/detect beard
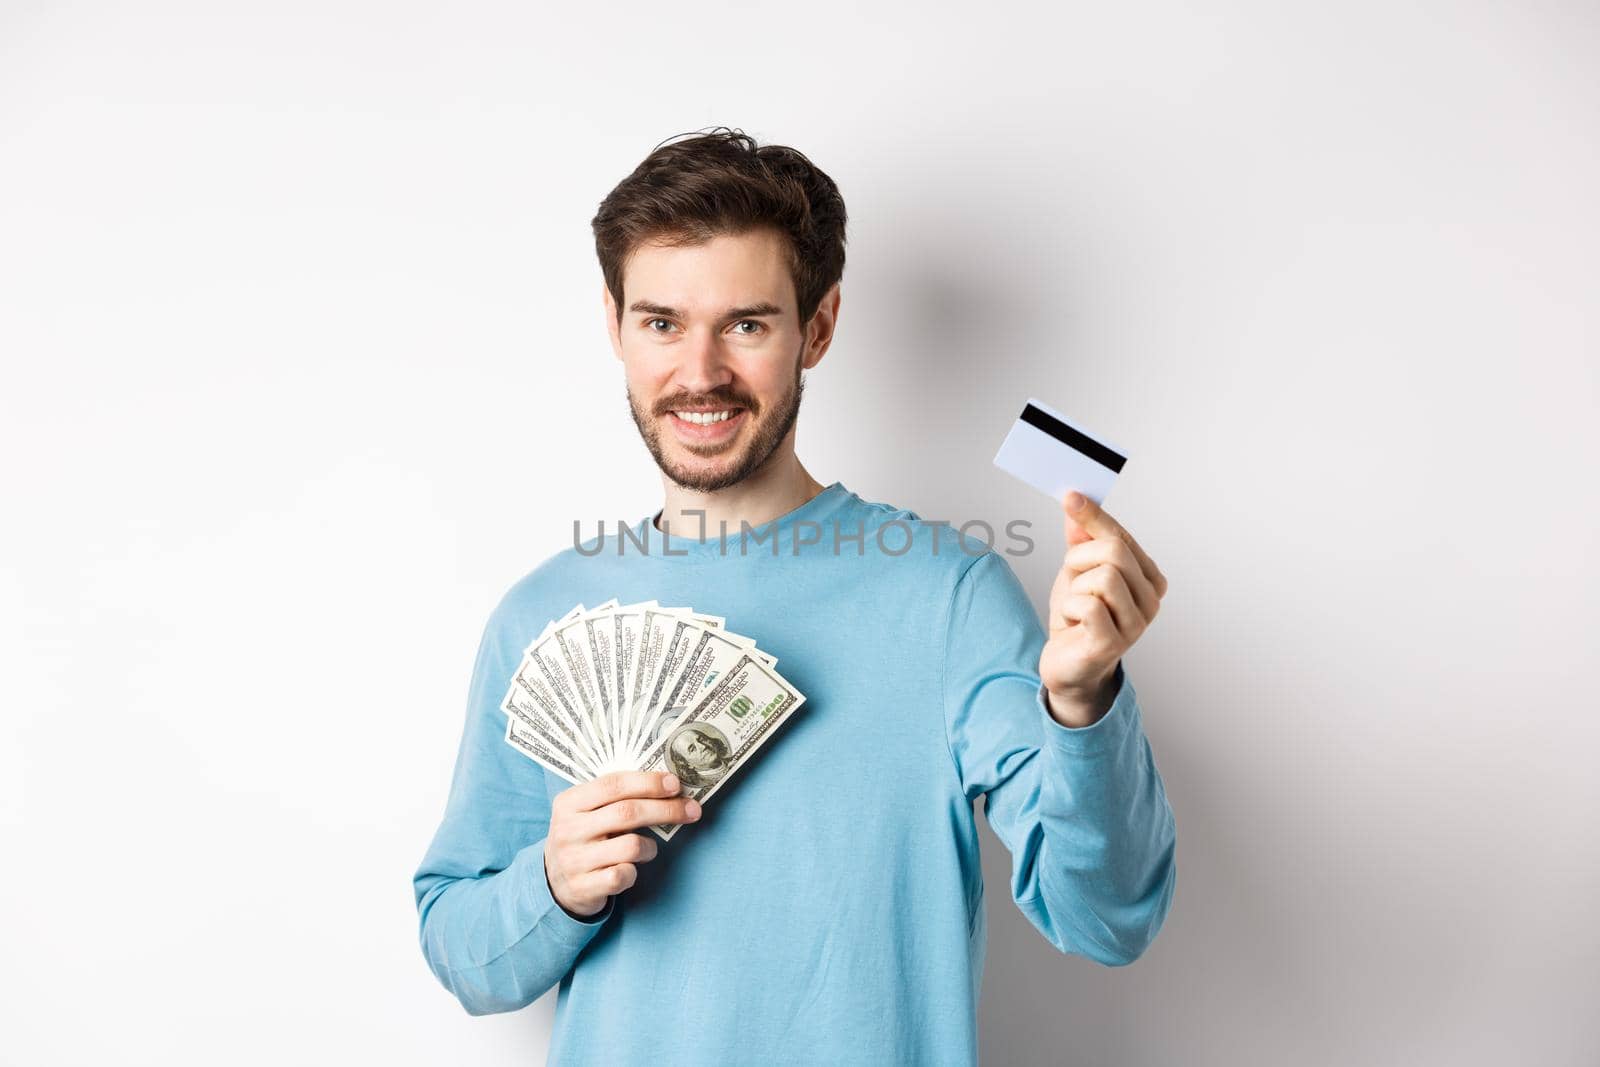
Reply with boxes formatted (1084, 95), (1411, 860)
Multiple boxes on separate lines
(626, 352), (806, 493)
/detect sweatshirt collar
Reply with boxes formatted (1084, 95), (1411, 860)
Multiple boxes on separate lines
(631, 481), (852, 560)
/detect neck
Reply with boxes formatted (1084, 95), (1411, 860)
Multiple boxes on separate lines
(653, 452), (828, 537)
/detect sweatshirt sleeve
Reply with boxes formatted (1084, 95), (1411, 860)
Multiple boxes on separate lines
(942, 549), (1177, 966)
(412, 589), (614, 1015)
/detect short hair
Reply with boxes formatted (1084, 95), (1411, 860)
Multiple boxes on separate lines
(591, 126), (848, 328)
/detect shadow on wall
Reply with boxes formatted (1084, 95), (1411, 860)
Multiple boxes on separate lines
(972, 729), (1311, 1064)
(870, 197), (1315, 1065)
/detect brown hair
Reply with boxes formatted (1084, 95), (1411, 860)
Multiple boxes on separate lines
(591, 126), (848, 329)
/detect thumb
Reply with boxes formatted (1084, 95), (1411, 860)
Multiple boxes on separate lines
(1064, 492), (1094, 546)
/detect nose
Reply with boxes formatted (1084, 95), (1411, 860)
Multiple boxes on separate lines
(671, 329), (735, 398)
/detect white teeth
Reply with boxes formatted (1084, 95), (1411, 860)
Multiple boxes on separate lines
(674, 410), (735, 425)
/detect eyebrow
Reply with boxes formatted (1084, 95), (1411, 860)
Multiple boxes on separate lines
(628, 300), (785, 321)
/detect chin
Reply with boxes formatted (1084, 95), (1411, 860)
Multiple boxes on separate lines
(665, 443), (758, 487)
(665, 463), (747, 494)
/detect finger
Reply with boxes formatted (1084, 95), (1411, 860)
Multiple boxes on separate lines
(1069, 564), (1145, 641)
(1063, 492), (1167, 596)
(565, 770), (684, 814)
(585, 862), (638, 898)
(1064, 539), (1161, 622)
(1062, 492), (1096, 547)
(1055, 592), (1118, 646)
(580, 832), (659, 872)
(593, 795), (702, 836)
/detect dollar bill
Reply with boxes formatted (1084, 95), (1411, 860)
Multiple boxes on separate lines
(503, 670), (604, 778)
(505, 717), (586, 785)
(547, 615), (613, 767)
(629, 623), (768, 765)
(503, 612), (605, 774)
(576, 605), (622, 767)
(619, 608), (687, 759)
(498, 601), (805, 835)
(636, 653), (806, 840)
(518, 634), (608, 771)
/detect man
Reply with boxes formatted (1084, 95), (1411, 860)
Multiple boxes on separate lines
(413, 127), (1176, 1066)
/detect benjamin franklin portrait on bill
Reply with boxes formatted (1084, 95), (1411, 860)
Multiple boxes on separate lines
(665, 722), (733, 789)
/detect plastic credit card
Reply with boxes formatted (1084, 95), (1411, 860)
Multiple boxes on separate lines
(992, 397), (1127, 506)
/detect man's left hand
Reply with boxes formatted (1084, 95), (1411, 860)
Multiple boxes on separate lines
(1041, 490), (1168, 728)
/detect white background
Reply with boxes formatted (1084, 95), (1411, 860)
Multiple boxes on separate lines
(4, 2), (1596, 1063)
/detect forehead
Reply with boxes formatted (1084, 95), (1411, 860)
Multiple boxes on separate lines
(623, 228), (793, 315)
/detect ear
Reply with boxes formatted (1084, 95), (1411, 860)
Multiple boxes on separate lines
(602, 282), (623, 362)
(801, 282), (841, 371)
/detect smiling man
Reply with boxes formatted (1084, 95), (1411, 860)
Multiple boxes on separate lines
(619, 232), (810, 498)
(413, 127), (1177, 1066)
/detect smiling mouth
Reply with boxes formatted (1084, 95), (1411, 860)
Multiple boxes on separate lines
(670, 408), (741, 425)
(664, 407), (748, 447)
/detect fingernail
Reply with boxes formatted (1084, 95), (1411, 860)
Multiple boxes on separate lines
(686, 799), (701, 819)
(1067, 491), (1086, 512)
(663, 773), (679, 792)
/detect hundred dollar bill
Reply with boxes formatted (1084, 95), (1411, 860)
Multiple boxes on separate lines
(624, 615), (707, 759)
(502, 613), (604, 774)
(637, 653), (807, 840)
(518, 631), (609, 771)
(505, 717), (587, 785)
(576, 603), (622, 764)
(545, 615), (613, 767)
(503, 669), (603, 778)
(603, 601), (708, 758)
(498, 600), (804, 814)
(617, 609), (777, 758)
(620, 607), (690, 759)
(629, 623), (767, 765)
(611, 603), (661, 756)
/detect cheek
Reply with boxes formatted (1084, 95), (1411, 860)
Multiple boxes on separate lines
(620, 356), (669, 396)
(740, 359), (796, 397)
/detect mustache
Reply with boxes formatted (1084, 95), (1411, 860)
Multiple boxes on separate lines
(655, 393), (755, 414)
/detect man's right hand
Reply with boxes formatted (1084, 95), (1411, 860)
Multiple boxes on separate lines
(543, 770), (701, 918)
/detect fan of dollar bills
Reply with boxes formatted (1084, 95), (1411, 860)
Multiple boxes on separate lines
(500, 598), (808, 840)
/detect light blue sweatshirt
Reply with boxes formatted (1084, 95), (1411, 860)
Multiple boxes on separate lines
(413, 481), (1176, 1065)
